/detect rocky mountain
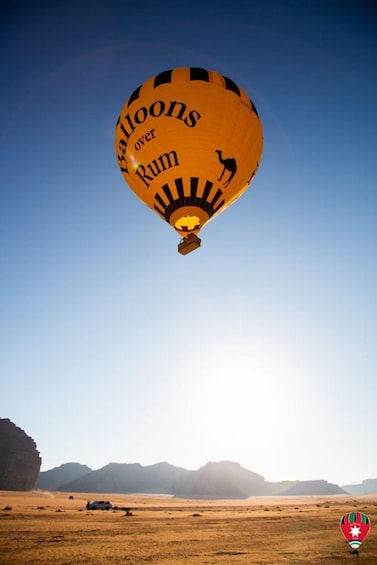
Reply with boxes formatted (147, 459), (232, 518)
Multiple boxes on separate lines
(342, 479), (377, 495)
(173, 461), (264, 499)
(263, 480), (297, 496)
(278, 479), (345, 496)
(37, 460), (348, 498)
(36, 462), (92, 491)
(58, 461), (190, 494)
(0, 418), (41, 490)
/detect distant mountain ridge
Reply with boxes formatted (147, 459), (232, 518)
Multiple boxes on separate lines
(342, 478), (377, 495)
(36, 462), (92, 491)
(37, 461), (349, 498)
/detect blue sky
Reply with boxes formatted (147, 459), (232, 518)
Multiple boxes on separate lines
(1, 0), (376, 486)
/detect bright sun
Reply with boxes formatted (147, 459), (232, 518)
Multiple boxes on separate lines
(185, 338), (302, 453)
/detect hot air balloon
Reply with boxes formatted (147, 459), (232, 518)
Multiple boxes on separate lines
(340, 511), (371, 550)
(114, 67), (263, 254)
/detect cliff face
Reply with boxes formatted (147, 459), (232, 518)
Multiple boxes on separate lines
(0, 418), (41, 490)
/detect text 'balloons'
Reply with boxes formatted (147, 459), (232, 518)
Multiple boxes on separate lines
(114, 67), (263, 254)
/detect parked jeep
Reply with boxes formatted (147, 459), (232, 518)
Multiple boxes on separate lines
(86, 500), (112, 510)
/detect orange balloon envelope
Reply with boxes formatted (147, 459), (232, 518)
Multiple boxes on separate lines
(114, 67), (263, 253)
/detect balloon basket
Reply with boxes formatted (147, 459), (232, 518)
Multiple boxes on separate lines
(178, 233), (201, 255)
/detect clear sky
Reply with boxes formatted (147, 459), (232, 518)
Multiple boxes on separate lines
(1, 0), (376, 487)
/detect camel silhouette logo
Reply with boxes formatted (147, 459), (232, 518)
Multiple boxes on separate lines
(216, 150), (237, 187)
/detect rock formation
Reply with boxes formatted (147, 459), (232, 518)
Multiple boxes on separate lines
(173, 461), (265, 499)
(37, 460), (349, 497)
(342, 478), (377, 495)
(36, 462), (92, 491)
(0, 418), (41, 490)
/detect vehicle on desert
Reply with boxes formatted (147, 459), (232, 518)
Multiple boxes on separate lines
(86, 500), (112, 510)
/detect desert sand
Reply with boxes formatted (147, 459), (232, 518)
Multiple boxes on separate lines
(0, 490), (376, 563)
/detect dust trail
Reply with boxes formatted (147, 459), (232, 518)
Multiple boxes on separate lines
(35, 490), (55, 499)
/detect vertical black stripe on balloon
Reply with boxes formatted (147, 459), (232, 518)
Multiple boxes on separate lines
(190, 177), (199, 202)
(201, 182), (215, 214)
(155, 192), (167, 211)
(199, 181), (213, 209)
(128, 85), (141, 106)
(154, 203), (167, 220)
(162, 183), (180, 216)
(223, 76), (241, 97)
(190, 68), (209, 82)
(175, 178), (185, 203)
(250, 100), (259, 116)
(210, 189), (222, 207)
(213, 199), (225, 213)
(162, 183), (175, 205)
(154, 70), (173, 87)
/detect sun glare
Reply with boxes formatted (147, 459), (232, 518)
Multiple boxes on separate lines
(187, 339), (301, 452)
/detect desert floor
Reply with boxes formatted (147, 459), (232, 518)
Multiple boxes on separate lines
(0, 491), (376, 564)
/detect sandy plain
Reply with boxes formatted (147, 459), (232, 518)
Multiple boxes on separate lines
(0, 490), (376, 564)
